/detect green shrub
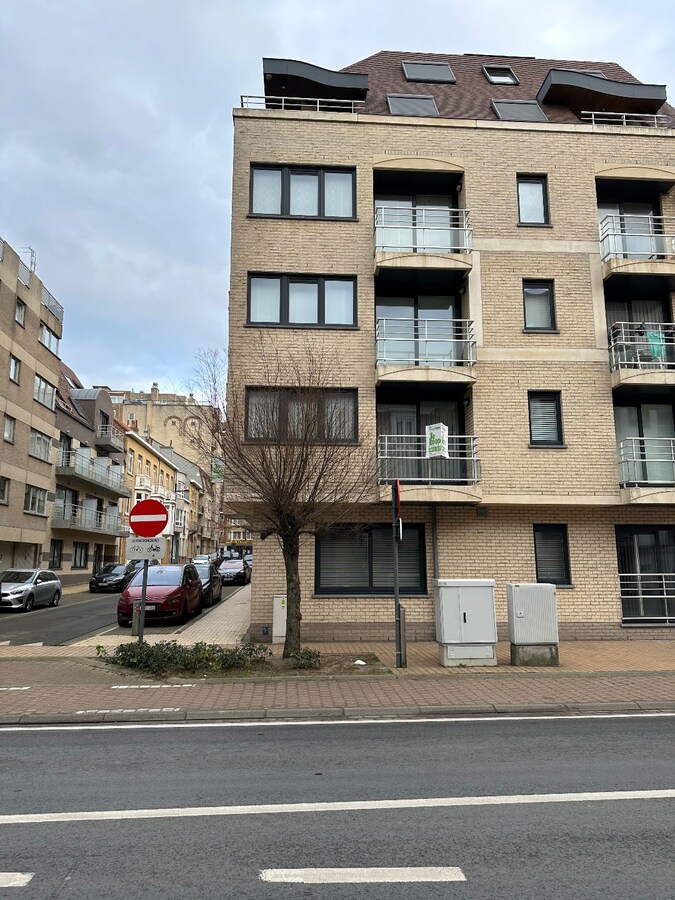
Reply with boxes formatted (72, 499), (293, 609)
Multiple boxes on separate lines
(96, 640), (271, 676)
(289, 647), (321, 669)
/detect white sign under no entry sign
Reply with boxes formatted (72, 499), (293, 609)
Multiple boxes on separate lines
(127, 536), (166, 560)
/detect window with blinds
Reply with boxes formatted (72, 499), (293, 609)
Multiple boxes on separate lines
(528, 391), (563, 446)
(245, 388), (357, 442)
(533, 524), (571, 585)
(523, 281), (556, 331)
(316, 525), (426, 594)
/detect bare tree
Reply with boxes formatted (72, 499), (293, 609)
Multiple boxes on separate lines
(188, 339), (377, 656)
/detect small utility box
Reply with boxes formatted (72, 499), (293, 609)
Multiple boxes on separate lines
(272, 594), (287, 645)
(434, 578), (497, 667)
(507, 583), (559, 666)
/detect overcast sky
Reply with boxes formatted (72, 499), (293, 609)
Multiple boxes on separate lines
(1, 0), (673, 392)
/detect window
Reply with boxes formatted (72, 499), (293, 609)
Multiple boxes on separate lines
(73, 541), (89, 569)
(0, 476), (9, 505)
(49, 539), (63, 569)
(387, 94), (439, 117)
(616, 526), (675, 624)
(316, 524), (426, 594)
(9, 355), (21, 383)
(3, 415), (15, 443)
(127, 449), (135, 475)
(110, 395), (124, 404)
(402, 61), (455, 83)
(39, 323), (60, 354)
(517, 175), (549, 225)
(250, 166), (355, 218)
(246, 388), (357, 442)
(248, 275), (356, 326)
(484, 65), (519, 84)
(29, 429), (53, 463)
(533, 524), (571, 585)
(34, 375), (56, 409)
(24, 485), (47, 515)
(528, 391), (564, 446)
(492, 100), (548, 122)
(15, 300), (26, 326)
(523, 281), (556, 331)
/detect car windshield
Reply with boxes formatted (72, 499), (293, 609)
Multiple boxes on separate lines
(129, 567), (181, 587)
(0, 571), (34, 584)
(195, 565), (210, 578)
(99, 565), (126, 576)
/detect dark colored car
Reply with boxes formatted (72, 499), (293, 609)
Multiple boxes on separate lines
(117, 564), (202, 627)
(194, 563), (223, 607)
(89, 563), (135, 593)
(218, 558), (251, 585)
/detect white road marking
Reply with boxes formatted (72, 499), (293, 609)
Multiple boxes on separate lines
(260, 867), (466, 883)
(22, 642), (43, 647)
(75, 708), (180, 715)
(111, 684), (195, 689)
(0, 872), (34, 886)
(0, 687), (30, 692)
(0, 789), (672, 826)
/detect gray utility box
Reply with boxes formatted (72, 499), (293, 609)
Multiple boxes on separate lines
(507, 583), (559, 667)
(434, 578), (497, 667)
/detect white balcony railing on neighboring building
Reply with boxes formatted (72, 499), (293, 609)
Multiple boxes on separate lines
(52, 503), (127, 534)
(375, 206), (473, 254)
(581, 110), (670, 128)
(608, 322), (675, 371)
(619, 573), (675, 624)
(618, 437), (675, 486)
(599, 215), (675, 262)
(240, 95), (365, 113)
(57, 451), (128, 493)
(377, 434), (481, 484)
(376, 317), (476, 367)
(41, 285), (65, 323)
(96, 424), (125, 449)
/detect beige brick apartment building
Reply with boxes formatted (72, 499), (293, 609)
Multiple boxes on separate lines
(229, 52), (675, 642)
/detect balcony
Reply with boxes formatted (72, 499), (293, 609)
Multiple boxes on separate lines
(620, 574), (675, 626)
(56, 452), (131, 497)
(618, 437), (675, 503)
(374, 206), (472, 274)
(599, 215), (675, 279)
(134, 475), (175, 503)
(377, 434), (482, 503)
(241, 94), (365, 113)
(608, 322), (675, 388)
(376, 318), (476, 384)
(581, 110), (670, 128)
(96, 424), (125, 453)
(41, 285), (64, 323)
(51, 504), (128, 536)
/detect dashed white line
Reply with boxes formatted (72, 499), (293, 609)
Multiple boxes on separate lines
(259, 867), (466, 883)
(0, 872), (34, 886)
(111, 684), (195, 689)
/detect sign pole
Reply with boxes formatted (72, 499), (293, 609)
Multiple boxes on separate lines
(138, 559), (149, 645)
(392, 480), (403, 669)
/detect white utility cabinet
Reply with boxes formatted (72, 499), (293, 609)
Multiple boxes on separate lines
(272, 594), (287, 645)
(434, 578), (497, 667)
(506, 583), (559, 666)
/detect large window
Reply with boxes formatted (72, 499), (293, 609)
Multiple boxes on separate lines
(24, 485), (47, 515)
(533, 524), (571, 586)
(528, 391), (563, 446)
(316, 524), (426, 595)
(251, 166), (355, 218)
(29, 429), (53, 463)
(616, 526), (675, 624)
(246, 388), (357, 442)
(73, 541), (89, 569)
(523, 281), (556, 331)
(248, 275), (356, 326)
(517, 175), (549, 225)
(39, 323), (60, 355)
(34, 375), (56, 409)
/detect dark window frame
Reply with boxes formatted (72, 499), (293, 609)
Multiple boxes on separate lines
(15, 299), (26, 327)
(9, 354), (21, 384)
(401, 60), (456, 83)
(517, 174), (550, 226)
(247, 274), (358, 328)
(523, 280), (557, 332)
(387, 94), (440, 117)
(244, 387), (359, 444)
(0, 475), (9, 505)
(249, 164), (356, 220)
(483, 65), (519, 85)
(315, 524), (427, 596)
(49, 538), (63, 569)
(73, 541), (89, 569)
(492, 100), (548, 122)
(528, 390), (564, 447)
(533, 524), (572, 586)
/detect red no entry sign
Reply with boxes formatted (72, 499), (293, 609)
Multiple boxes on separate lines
(129, 498), (169, 537)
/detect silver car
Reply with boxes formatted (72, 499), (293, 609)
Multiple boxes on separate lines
(0, 569), (62, 612)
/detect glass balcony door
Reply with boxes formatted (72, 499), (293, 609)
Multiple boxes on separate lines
(375, 195), (457, 253)
(616, 526), (675, 621)
(615, 403), (675, 484)
(599, 201), (662, 259)
(377, 400), (463, 482)
(376, 296), (458, 366)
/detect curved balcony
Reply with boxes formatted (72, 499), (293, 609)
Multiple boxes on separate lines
(600, 215), (675, 279)
(376, 317), (476, 384)
(374, 206), (472, 274)
(377, 434), (481, 503)
(608, 322), (675, 388)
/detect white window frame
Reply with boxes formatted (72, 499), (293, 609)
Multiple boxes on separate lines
(29, 429), (53, 463)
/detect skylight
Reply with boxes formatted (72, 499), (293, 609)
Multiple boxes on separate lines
(402, 61), (456, 84)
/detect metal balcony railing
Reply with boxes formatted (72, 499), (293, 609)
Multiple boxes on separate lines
(377, 434), (480, 484)
(52, 503), (128, 534)
(618, 437), (675, 486)
(240, 95), (365, 113)
(608, 322), (675, 371)
(41, 285), (64, 323)
(18, 259), (31, 288)
(57, 451), (128, 493)
(581, 110), (670, 128)
(376, 317), (476, 367)
(375, 206), (473, 254)
(599, 214), (675, 262)
(96, 424), (125, 449)
(619, 573), (675, 624)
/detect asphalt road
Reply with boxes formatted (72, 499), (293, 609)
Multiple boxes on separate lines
(0, 715), (673, 898)
(0, 588), (241, 646)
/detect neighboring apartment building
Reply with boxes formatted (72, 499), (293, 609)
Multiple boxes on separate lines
(0, 237), (62, 570)
(158, 446), (219, 558)
(52, 365), (130, 583)
(230, 53), (675, 642)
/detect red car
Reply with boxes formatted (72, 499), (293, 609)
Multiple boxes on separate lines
(117, 564), (202, 627)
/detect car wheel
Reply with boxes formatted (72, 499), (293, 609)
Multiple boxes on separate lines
(50, 591), (61, 607)
(23, 595), (35, 613)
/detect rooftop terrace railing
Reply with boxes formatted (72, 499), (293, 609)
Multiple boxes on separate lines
(581, 110), (669, 128)
(241, 95), (366, 113)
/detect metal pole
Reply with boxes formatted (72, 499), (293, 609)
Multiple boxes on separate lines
(138, 558), (149, 645)
(392, 482), (402, 668)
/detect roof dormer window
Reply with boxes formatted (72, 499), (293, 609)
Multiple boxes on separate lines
(387, 94), (440, 117)
(484, 65), (519, 85)
(401, 61), (456, 83)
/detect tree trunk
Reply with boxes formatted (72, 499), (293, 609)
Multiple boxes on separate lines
(281, 532), (302, 657)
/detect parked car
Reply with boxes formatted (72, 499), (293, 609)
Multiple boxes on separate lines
(126, 559), (160, 573)
(89, 563), (135, 593)
(0, 569), (62, 612)
(194, 563), (223, 607)
(192, 555), (211, 565)
(117, 564), (202, 627)
(243, 553), (253, 569)
(218, 558), (251, 586)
